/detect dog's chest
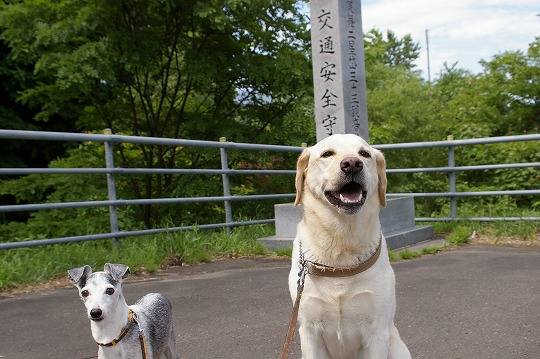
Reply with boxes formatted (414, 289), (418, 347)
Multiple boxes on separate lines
(303, 280), (374, 320)
(300, 277), (390, 352)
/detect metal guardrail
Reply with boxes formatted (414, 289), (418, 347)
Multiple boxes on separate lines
(0, 130), (301, 249)
(379, 134), (540, 219)
(0, 130), (538, 249)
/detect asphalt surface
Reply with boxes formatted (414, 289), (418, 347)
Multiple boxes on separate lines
(1, 244), (539, 359)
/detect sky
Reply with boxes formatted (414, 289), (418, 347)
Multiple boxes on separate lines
(359, 0), (540, 79)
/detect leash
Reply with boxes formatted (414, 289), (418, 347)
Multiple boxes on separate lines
(278, 237), (383, 359)
(133, 311), (149, 359)
(279, 259), (307, 359)
(96, 309), (148, 359)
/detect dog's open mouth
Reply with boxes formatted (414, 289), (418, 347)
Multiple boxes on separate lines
(324, 182), (367, 209)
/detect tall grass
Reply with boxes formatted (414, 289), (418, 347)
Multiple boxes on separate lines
(0, 224), (272, 292)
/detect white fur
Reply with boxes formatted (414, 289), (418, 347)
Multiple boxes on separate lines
(289, 134), (411, 359)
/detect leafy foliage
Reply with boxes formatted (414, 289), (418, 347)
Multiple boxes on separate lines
(365, 28), (421, 72)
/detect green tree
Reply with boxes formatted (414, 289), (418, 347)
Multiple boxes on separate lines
(364, 29), (421, 72)
(435, 37), (540, 139)
(478, 37), (540, 135)
(0, 0), (312, 227)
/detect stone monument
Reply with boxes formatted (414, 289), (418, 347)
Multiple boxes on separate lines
(310, 0), (369, 142)
(260, 0), (433, 250)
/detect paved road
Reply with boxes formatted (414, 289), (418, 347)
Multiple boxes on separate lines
(1, 244), (539, 359)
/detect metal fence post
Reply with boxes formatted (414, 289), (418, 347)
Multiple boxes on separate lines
(103, 129), (120, 248)
(219, 137), (233, 234)
(447, 135), (457, 219)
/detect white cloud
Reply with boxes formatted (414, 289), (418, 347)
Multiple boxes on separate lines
(360, 0), (540, 78)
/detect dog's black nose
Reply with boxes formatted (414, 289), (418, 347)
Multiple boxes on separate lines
(340, 157), (363, 174)
(90, 309), (102, 319)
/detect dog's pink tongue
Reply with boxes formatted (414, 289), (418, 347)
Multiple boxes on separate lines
(339, 189), (361, 202)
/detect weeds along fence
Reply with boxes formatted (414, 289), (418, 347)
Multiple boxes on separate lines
(0, 129), (539, 250)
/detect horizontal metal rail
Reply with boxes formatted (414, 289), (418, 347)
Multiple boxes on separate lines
(375, 133), (540, 150)
(3, 161), (538, 176)
(0, 194), (296, 213)
(0, 219), (276, 250)
(2, 188), (536, 213)
(387, 162), (540, 174)
(2, 129), (537, 151)
(0, 168), (296, 175)
(0, 129), (304, 152)
(391, 190), (540, 198)
(417, 217), (539, 222)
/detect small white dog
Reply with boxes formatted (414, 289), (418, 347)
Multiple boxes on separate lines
(68, 263), (179, 359)
(289, 134), (411, 359)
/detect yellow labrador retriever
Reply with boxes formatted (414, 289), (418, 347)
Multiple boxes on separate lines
(289, 134), (411, 359)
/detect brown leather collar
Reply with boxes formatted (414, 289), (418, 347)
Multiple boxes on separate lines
(305, 237), (382, 277)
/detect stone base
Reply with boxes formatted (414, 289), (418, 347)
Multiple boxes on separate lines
(260, 196), (433, 251)
(385, 225), (434, 250)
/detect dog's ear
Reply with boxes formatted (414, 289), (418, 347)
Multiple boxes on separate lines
(375, 149), (387, 208)
(104, 263), (131, 282)
(67, 265), (92, 288)
(294, 149), (310, 207)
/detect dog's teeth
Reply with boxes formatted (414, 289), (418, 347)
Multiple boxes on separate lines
(339, 193), (359, 204)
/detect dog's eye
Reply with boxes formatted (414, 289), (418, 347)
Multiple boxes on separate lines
(359, 150), (371, 158)
(105, 288), (115, 295)
(81, 290), (89, 298)
(321, 150), (334, 158)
